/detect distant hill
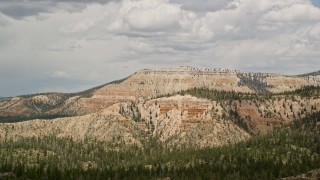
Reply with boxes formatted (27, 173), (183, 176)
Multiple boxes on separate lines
(297, 70), (320, 77)
(0, 97), (10, 101)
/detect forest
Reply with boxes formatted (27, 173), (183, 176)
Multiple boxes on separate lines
(0, 112), (319, 179)
(176, 85), (320, 101)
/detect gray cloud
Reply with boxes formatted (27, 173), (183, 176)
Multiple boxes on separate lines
(0, 0), (116, 19)
(173, 0), (234, 12)
(0, 3), (52, 19)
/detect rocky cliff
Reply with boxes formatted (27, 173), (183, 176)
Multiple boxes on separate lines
(1, 66), (320, 119)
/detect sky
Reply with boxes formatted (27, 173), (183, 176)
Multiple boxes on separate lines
(0, 0), (320, 97)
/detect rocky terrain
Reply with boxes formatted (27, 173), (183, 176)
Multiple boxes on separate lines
(1, 66), (320, 118)
(0, 95), (250, 148)
(0, 104), (144, 146)
(230, 96), (320, 134)
(283, 168), (320, 180)
(0, 66), (319, 147)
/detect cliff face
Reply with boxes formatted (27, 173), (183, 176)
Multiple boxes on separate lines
(94, 67), (252, 99)
(229, 97), (320, 135)
(118, 93), (320, 141)
(122, 95), (250, 147)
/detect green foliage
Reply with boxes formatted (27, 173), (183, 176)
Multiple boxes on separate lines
(280, 85), (320, 98)
(177, 87), (262, 101)
(0, 114), (71, 123)
(0, 113), (319, 179)
(174, 86), (320, 101)
(237, 74), (270, 93)
(229, 109), (251, 133)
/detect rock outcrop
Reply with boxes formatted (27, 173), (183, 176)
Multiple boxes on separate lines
(229, 97), (320, 135)
(132, 95), (250, 147)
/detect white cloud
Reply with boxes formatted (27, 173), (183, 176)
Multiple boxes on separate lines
(262, 3), (320, 23)
(110, 0), (173, 32)
(125, 40), (154, 54)
(308, 23), (320, 40)
(58, 4), (111, 34)
(123, 0), (181, 31)
(51, 71), (70, 78)
(59, 19), (96, 33)
(48, 40), (83, 51)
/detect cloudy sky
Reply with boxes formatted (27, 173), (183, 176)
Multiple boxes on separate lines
(0, 0), (320, 97)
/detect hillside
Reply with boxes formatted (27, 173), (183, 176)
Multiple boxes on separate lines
(0, 96), (250, 148)
(297, 70), (320, 77)
(1, 66), (320, 121)
(178, 87), (320, 135)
